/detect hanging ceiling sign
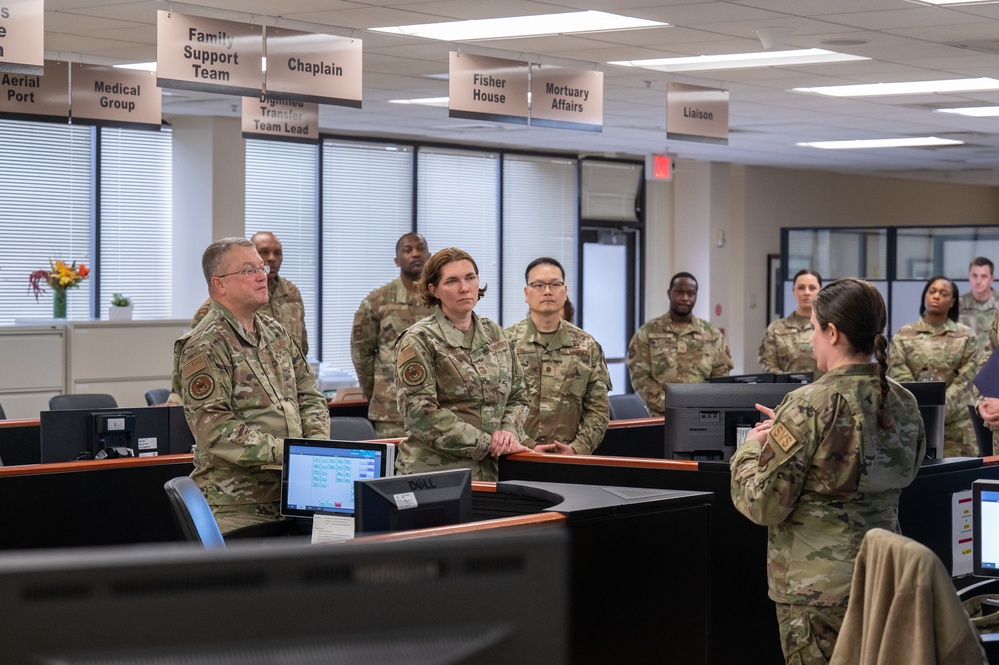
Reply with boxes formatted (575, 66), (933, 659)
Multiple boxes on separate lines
(156, 10), (263, 97)
(531, 66), (603, 133)
(71, 64), (161, 130)
(448, 52), (528, 125)
(0, 59), (69, 122)
(265, 28), (361, 108)
(666, 82), (729, 145)
(241, 95), (318, 144)
(0, 0), (43, 75)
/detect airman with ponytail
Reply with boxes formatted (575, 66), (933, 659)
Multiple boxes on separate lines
(731, 278), (926, 665)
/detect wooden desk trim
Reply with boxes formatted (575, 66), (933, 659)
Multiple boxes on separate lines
(0, 453), (193, 477)
(353, 511), (566, 544)
(0, 418), (40, 429)
(985, 456), (999, 467)
(606, 416), (664, 428)
(506, 451), (698, 471)
(326, 398), (369, 408)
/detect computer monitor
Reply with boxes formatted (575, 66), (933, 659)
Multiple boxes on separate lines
(39, 405), (194, 463)
(663, 383), (801, 461)
(355, 468), (473, 535)
(709, 372), (776, 384)
(0, 529), (569, 664)
(775, 372), (813, 384)
(973, 479), (999, 577)
(280, 438), (395, 519)
(898, 381), (945, 460)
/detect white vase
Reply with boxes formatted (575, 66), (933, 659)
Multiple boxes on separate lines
(108, 305), (133, 321)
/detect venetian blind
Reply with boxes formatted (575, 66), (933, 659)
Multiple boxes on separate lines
(245, 139), (319, 358)
(0, 120), (93, 324)
(321, 140), (414, 370)
(99, 127), (173, 319)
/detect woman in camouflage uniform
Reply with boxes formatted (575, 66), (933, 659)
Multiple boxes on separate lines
(888, 275), (979, 457)
(758, 269), (822, 378)
(731, 278), (925, 665)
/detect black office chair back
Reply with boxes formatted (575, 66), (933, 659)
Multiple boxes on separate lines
(608, 393), (650, 421)
(970, 404), (994, 457)
(163, 477), (225, 549)
(144, 388), (171, 406)
(328, 416), (377, 441)
(49, 393), (118, 411)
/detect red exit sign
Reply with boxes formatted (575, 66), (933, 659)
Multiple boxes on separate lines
(652, 154), (671, 180)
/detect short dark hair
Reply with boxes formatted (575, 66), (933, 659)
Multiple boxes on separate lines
(669, 272), (698, 290)
(919, 275), (960, 322)
(793, 269), (822, 287)
(395, 232), (427, 255)
(524, 257), (565, 282)
(970, 257), (994, 275)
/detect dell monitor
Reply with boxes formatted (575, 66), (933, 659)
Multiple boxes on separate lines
(355, 468), (472, 535)
(39, 405), (194, 463)
(898, 381), (945, 460)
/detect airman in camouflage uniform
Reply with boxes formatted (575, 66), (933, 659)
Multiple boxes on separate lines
(731, 364), (925, 663)
(507, 257), (611, 455)
(174, 238), (329, 534)
(192, 231), (308, 356)
(978, 309), (999, 454)
(351, 234), (432, 437)
(758, 312), (820, 377)
(626, 273), (733, 416)
(888, 318), (979, 457)
(959, 257), (998, 352)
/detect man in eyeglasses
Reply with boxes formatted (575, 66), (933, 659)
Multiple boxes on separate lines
(505, 257), (611, 455)
(172, 237), (329, 534)
(626, 271), (733, 415)
(191, 231), (308, 356)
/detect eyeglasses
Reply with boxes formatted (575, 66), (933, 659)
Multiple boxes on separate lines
(215, 264), (271, 279)
(527, 281), (565, 292)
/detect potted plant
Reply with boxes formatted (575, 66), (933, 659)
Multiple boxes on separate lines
(109, 293), (133, 321)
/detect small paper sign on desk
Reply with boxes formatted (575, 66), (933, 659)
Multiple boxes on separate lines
(311, 514), (354, 544)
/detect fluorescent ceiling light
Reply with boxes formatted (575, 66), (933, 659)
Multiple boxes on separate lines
(936, 106), (999, 117)
(388, 97), (450, 107)
(907, 0), (996, 5)
(797, 137), (963, 149)
(371, 11), (665, 41)
(114, 61), (157, 71)
(794, 77), (999, 97)
(609, 48), (867, 72)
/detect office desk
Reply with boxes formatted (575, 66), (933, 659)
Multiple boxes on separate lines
(595, 416), (665, 458)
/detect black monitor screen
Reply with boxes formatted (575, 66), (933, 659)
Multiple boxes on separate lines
(709, 372), (776, 384)
(39, 405), (194, 463)
(281, 439), (392, 519)
(974, 479), (999, 576)
(898, 381), (945, 460)
(355, 468), (472, 535)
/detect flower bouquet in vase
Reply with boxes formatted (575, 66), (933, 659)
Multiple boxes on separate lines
(28, 260), (90, 319)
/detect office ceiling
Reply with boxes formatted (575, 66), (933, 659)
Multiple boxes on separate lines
(41, 0), (999, 184)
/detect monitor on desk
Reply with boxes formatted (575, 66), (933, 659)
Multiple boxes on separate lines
(898, 381), (945, 460)
(356, 468), (472, 535)
(280, 438), (394, 520)
(39, 405), (194, 463)
(709, 372), (776, 384)
(663, 383), (800, 461)
(974, 479), (999, 577)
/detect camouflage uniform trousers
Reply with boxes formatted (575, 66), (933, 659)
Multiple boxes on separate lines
(776, 603), (847, 665)
(213, 502), (283, 535)
(373, 420), (406, 438)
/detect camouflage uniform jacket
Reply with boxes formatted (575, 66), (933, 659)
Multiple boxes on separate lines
(959, 289), (999, 351)
(626, 314), (733, 415)
(395, 308), (528, 481)
(173, 301), (330, 509)
(506, 317), (612, 455)
(888, 318), (979, 457)
(758, 311), (821, 377)
(192, 275), (308, 356)
(730, 363), (925, 607)
(350, 278), (433, 424)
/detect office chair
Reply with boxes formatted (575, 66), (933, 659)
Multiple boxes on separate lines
(970, 405), (994, 457)
(163, 477), (225, 549)
(144, 388), (171, 406)
(608, 393), (650, 421)
(328, 416), (377, 441)
(49, 393), (118, 411)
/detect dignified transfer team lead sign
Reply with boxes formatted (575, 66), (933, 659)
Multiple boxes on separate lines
(0, 0), (43, 75)
(156, 11), (263, 97)
(241, 96), (318, 144)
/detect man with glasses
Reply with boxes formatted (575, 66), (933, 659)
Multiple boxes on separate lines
(506, 257), (611, 455)
(626, 271), (733, 415)
(172, 237), (329, 534)
(350, 233), (433, 437)
(192, 231), (309, 356)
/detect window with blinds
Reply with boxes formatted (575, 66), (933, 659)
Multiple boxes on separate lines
(99, 127), (173, 319)
(417, 148), (501, 322)
(245, 139), (319, 357)
(321, 140), (414, 371)
(500, 155), (578, 327)
(0, 120), (93, 324)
